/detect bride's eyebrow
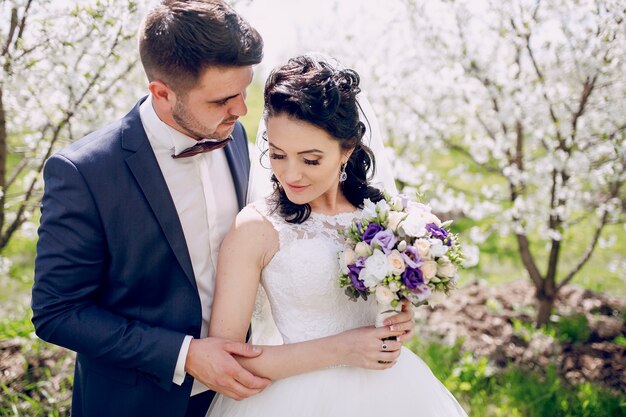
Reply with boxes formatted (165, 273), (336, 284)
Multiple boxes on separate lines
(268, 143), (324, 155)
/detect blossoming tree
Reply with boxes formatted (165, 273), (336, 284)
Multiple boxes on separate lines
(296, 0), (625, 326)
(0, 0), (145, 252)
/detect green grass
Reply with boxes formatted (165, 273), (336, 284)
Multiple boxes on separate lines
(408, 338), (626, 417)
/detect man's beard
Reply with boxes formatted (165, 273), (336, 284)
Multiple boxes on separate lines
(172, 101), (235, 140)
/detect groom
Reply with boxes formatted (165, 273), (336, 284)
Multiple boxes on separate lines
(31, 1), (270, 416)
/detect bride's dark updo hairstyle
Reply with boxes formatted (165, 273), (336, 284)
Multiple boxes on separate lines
(263, 55), (385, 223)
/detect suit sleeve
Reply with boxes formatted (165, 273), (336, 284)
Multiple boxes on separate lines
(32, 153), (186, 392)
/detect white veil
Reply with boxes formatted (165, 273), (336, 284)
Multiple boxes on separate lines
(247, 54), (397, 345)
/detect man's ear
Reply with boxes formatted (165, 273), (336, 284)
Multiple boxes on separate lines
(149, 80), (176, 106)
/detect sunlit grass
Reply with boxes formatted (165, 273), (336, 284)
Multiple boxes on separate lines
(407, 338), (626, 417)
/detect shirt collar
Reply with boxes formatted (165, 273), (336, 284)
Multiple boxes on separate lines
(140, 95), (204, 157)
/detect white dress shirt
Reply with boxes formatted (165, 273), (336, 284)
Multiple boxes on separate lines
(139, 95), (239, 395)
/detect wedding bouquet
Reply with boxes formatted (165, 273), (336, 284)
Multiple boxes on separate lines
(338, 195), (465, 327)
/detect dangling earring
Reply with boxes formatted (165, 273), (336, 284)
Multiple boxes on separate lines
(339, 163), (348, 182)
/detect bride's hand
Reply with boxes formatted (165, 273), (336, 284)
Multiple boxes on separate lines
(384, 300), (416, 343)
(331, 326), (403, 370)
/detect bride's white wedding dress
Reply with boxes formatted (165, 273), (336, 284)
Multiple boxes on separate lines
(207, 200), (468, 417)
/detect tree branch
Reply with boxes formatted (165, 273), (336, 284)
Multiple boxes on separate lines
(558, 166), (624, 290)
(571, 75), (597, 142)
(557, 210), (608, 291)
(515, 232), (544, 288)
(2, 7), (18, 57)
(14, 0), (33, 49)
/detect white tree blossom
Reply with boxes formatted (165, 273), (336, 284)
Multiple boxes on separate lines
(294, 0), (625, 325)
(0, 0), (149, 249)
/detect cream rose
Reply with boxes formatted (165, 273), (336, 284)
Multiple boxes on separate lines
(387, 250), (406, 275)
(340, 248), (357, 274)
(355, 241), (373, 257)
(420, 260), (438, 281)
(414, 238), (431, 258)
(387, 211), (406, 232)
(375, 285), (398, 305)
(437, 259), (457, 278)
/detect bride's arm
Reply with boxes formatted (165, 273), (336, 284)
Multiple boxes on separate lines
(209, 207), (411, 381)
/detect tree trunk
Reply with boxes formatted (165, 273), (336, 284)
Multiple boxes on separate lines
(0, 87), (6, 236)
(535, 280), (557, 327)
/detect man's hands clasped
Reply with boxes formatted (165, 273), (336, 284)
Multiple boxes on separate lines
(185, 337), (270, 400)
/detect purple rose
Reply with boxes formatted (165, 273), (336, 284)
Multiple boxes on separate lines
(426, 223), (450, 246)
(401, 266), (424, 290)
(362, 222), (383, 244)
(348, 264), (366, 292)
(371, 229), (397, 254)
(401, 246), (422, 269)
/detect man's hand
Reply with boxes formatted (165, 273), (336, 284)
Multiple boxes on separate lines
(185, 337), (271, 400)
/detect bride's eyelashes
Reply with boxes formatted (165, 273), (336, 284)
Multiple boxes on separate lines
(269, 153), (321, 166)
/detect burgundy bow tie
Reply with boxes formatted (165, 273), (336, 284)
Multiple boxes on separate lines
(172, 136), (232, 159)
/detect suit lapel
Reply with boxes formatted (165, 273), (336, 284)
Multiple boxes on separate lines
(121, 99), (196, 289)
(224, 123), (249, 210)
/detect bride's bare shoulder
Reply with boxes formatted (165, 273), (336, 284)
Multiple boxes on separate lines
(235, 202), (275, 231)
(225, 203), (279, 260)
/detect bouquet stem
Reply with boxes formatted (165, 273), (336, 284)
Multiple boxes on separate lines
(375, 302), (402, 328)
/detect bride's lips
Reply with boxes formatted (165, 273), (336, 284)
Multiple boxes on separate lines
(286, 183), (309, 193)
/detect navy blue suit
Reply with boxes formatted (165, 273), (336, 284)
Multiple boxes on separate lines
(32, 97), (250, 417)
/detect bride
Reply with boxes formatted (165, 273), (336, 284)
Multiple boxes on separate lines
(207, 55), (468, 417)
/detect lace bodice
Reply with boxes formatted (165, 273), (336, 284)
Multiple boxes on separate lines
(251, 200), (377, 344)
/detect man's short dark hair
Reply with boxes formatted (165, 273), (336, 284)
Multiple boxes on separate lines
(139, 0), (263, 92)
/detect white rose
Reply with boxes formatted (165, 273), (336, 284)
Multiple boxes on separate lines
(438, 260), (457, 278)
(387, 211), (406, 232)
(399, 211), (427, 237)
(359, 249), (393, 288)
(429, 239), (449, 258)
(355, 241), (373, 257)
(424, 212), (442, 227)
(406, 201), (432, 214)
(420, 260), (438, 281)
(414, 239), (431, 258)
(362, 199), (377, 219)
(375, 285), (398, 305)
(390, 195), (405, 211)
(376, 199), (390, 217)
(340, 248), (356, 274)
(387, 250), (406, 275)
